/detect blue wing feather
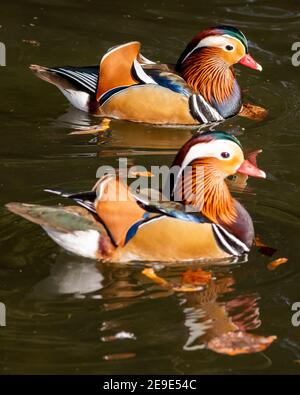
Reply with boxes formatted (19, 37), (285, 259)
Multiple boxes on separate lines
(144, 68), (193, 97)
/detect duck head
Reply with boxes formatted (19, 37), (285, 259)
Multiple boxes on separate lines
(176, 26), (262, 116)
(177, 25), (262, 72)
(170, 131), (265, 225)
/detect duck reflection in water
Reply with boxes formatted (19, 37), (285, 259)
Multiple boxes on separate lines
(179, 275), (261, 351)
(30, 257), (261, 353)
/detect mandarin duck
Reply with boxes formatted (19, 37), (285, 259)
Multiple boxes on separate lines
(6, 131), (266, 263)
(30, 25), (263, 126)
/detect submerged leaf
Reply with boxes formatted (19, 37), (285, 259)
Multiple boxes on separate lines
(142, 268), (205, 293)
(181, 268), (212, 285)
(207, 331), (276, 355)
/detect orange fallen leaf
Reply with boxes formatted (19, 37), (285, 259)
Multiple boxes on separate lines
(70, 118), (111, 135)
(267, 257), (288, 271)
(255, 235), (268, 248)
(207, 331), (276, 356)
(181, 268), (212, 285)
(142, 268), (168, 286)
(142, 268), (204, 293)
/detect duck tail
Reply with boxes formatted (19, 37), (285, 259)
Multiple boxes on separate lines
(5, 202), (114, 259)
(29, 64), (64, 87)
(29, 64), (100, 112)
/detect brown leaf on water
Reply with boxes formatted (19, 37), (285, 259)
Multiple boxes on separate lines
(207, 331), (276, 356)
(255, 235), (277, 256)
(239, 103), (268, 121)
(267, 257), (288, 271)
(181, 268), (212, 285)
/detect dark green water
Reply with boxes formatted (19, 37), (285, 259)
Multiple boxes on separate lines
(1, 0), (300, 374)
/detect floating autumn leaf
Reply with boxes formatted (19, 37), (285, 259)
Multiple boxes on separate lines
(267, 257), (288, 271)
(142, 268), (204, 293)
(255, 235), (277, 256)
(255, 235), (267, 247)
(181, 268), (212, 285)
(142, 268), (168, 286)
(239, 103), (268, 121)
(207, 331), (276, 356)
(70, 118), (111, 135)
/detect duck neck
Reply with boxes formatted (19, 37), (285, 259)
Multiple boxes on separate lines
(173, 159), (255, 248)
(175, 159), (237, 226)
(178, 48), (242, 118)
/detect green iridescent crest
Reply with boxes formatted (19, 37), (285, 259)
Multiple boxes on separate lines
(215, 25), (249, 53)
(196, 130), (243, 149)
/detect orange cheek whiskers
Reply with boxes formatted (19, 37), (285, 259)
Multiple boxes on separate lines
(174, 159), (237, 225)
(181, 48), (235, 106)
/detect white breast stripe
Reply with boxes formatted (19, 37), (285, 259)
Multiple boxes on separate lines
(212, 224), (239, 256)
(192, 94), (208, 123)
(196, 94), (224, 122)
(215, 223), (249, 252)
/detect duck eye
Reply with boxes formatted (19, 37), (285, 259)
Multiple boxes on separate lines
(221, 152), (230, 159)
(225, 44), (234, 51)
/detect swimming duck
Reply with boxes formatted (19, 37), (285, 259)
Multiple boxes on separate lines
(6, 131), (266, 262)
(30, 25), (263, 125)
